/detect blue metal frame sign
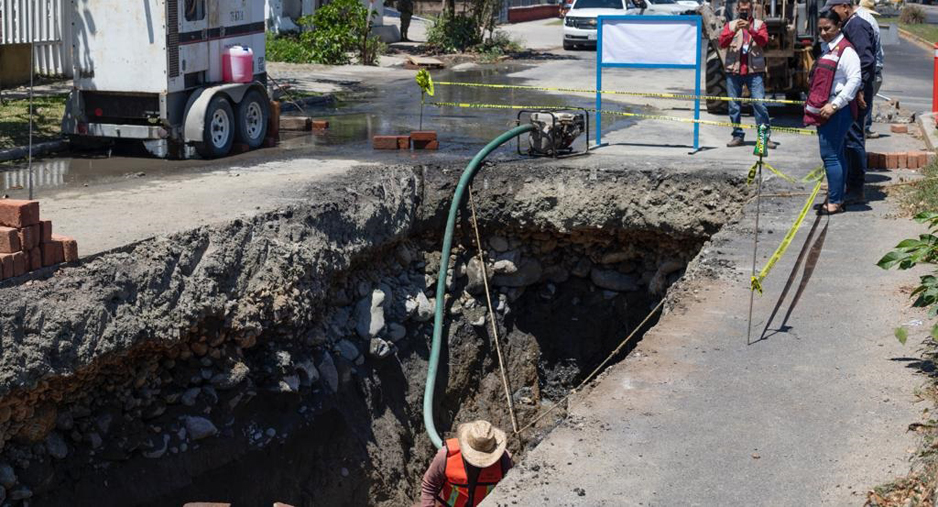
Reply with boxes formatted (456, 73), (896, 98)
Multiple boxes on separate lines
(596, 15), (703, 150)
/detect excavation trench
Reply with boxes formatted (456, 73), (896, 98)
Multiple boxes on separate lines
(0, 162), (748, 506)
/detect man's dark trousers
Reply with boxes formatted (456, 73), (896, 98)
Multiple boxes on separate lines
(845, 84), (873, 197)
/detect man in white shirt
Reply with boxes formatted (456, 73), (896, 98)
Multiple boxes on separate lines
(856, 0), (884, 138)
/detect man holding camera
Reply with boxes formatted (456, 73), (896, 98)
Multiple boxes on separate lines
(719, 0), (777, 149)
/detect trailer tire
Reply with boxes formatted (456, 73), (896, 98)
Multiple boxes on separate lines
(196, 96), (235, 159)
(705, 47), (729, 115)
(235, 90), (269, 149)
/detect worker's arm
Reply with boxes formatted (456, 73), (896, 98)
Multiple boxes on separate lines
(843, 17), (876, 85)
(420, 448), (448, 507)
(749, 20), (769, 47)
(718, 22), (736, 49)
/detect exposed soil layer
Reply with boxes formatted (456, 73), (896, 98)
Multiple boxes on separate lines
(0, 162), (748, 506)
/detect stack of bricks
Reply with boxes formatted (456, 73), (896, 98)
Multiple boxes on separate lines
(373, 131), (439, 150)
(0, 200), (78, 281)
(867, 151), (935, 170)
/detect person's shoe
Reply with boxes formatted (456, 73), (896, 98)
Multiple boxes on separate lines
(866, 130), (881, 139)
(765, 140), (779, 149)
(844, 187), (867, 205)
(727, 137), (745, 147)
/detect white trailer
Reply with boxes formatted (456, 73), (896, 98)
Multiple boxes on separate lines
(62, 0), (271, 159)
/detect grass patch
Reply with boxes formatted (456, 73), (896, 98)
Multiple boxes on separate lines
(0, 94), (66, 151)
(879, 17), (938, 44)
(899, 158), (938, 216)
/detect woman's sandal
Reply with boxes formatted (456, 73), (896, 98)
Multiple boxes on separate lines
(816, 205), (844, 216)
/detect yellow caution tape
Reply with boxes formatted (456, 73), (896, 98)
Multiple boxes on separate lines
(747, 162), (759, 185)
(763, 162), (798, 184)
(434, 81), (806, 106)
(428, 101), (817, 136)
(802, 165), (826, 183)
(751, 179), (824, 294)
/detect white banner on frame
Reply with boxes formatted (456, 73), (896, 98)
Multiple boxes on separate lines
(601, 18), (698, 66)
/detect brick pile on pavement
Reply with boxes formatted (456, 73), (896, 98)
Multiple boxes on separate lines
(0, 200), (77, 280)
(867, 151), (935, 170)
(373, 131), (439, 150)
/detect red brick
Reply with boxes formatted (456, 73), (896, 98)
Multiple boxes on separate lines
(411, 130), (438, 142)
(18, 224), (38, 251)
(268, 101), (281, 140)
(908, 152), (921, 170)
(414, 139), (439, 150)
(867, 151), (879, 169)
(38, 220), (52, 243)
(898, 152), (908, 169)
(52, 234), (78, 262)
(0, 200), (39, 228)
(11, 251), (26, 277)
(262, 136), (278, 148)
(41, 241), (63, 267)
(890, 124), (909, 134)
(886, 152), (899, 169)
(280, 116), (311, 131)
(28, 247), (41, 271)
(373, 135), (410, 150)
(878, 152), (888, 169)
(0, 227), (20, 254)
(311, 120), (329, 129)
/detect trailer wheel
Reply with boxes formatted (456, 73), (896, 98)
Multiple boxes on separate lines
(235, 90), (269, 149)
(196, 96), (235, 159)
(705, 47), (729, 115)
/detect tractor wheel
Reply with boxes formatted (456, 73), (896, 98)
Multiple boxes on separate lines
(705, 47), (729, 115)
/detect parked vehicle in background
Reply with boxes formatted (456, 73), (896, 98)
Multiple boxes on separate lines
(562, 0), (696, 49)
(62, 0), (271, 160)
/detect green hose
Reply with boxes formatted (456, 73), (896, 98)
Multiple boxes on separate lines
(423, 124), (537, 449)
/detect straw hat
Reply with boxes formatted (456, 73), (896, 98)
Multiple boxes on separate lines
(455, 420), (507, 469)
(860, 0), (880, 15)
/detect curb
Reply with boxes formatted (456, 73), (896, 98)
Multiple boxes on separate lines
(919, 113), (938, 152)
(0, 140), (68, 164)
(897, 27), (934, 52)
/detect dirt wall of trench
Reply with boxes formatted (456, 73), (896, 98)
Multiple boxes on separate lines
(0, 161), (749, 506)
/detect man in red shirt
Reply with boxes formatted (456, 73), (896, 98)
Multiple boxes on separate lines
(718, 0), (777, 148)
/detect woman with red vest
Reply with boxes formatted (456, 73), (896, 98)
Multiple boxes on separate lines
(419, 420), (513, 507)
(805, 10), (862, 215)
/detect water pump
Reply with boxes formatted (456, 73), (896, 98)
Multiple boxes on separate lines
(517, 109), (589, 158)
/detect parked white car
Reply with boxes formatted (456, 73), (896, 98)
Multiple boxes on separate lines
(562, 0), (697, 50)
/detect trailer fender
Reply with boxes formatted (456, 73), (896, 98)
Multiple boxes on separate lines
(183, 82), (268, 143)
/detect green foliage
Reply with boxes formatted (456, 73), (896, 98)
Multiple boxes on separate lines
(427, 14), (482, 53)
(900, 5), (926, 25)
(0, 94), (67, 151)
(474, 30), (524, 62)
(880, 211), (938, 342)
(265, 0), (384, 66)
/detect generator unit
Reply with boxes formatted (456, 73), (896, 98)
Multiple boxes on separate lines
(62, 0), (271, 159)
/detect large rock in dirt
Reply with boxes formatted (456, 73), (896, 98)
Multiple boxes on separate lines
(318, 353), (339, 392)
(465, 257), (489, 295)
(413, 292), (433, 322)
(369, 338), (393, 360)
(183, 416), (218, 441)
(355, 289), (387, 339)
(590, 268), (638, 292)
(492, 259), (542, 288)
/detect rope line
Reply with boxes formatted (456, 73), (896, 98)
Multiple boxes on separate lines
(516, 299), (666, 435)
(428, 101), (817, 136)
(467, 185), (519, 434)
(434, 81), (806, 105)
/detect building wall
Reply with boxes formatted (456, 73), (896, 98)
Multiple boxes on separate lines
(0, 42), (31, 88)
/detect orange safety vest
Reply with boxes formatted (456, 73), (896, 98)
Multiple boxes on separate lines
(437, 438), (505, 507)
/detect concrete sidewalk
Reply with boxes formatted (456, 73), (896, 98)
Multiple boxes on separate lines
(485, 157), (930, 505)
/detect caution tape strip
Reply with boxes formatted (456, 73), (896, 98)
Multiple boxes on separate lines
(434, 81), (806, 106)
(428, 101), (817, 136)
(751, 179), (824, 294)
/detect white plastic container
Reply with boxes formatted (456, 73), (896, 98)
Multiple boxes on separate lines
(222, 46), (254, 83)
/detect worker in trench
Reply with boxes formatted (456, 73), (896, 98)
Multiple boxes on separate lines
(419, 420), (513, 506)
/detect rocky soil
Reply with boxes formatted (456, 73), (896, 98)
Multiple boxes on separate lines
(0, 161), (748, 506)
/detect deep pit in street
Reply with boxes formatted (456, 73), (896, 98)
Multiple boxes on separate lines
(0, 161), (748, 506)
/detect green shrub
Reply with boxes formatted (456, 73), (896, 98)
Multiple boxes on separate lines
(265, 0), (384, 66)
(427, 14), (482, 53)
(900, 5), (926, 25)
(474, 30), (524, 61)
